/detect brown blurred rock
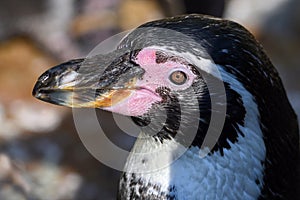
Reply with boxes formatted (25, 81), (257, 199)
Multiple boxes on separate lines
(72, 0), (165, 37)
(0, 37), (55, 103)
(118, 0), (164, 30)
(72, 11), (118, 37)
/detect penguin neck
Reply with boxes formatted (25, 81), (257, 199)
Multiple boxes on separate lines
(119, 126), (265, 199)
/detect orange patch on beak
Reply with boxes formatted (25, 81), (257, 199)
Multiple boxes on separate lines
(93, 89), (133, 107)
(72, 78), (137, 108)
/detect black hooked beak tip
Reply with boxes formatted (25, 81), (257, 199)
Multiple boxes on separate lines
(32, 59), (83, 104)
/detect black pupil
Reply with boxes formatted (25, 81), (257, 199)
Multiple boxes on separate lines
(170, 71), (186, 85)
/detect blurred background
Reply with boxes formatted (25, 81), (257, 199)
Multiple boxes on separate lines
(0, 0), (299, 199)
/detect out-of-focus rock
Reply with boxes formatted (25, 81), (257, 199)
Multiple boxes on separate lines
(29, 163), (82, 200)
(0, 0), (80, 60)
(71, 0), (164, 55)
(0, 103), (21, 140)
(72, 11), (118, 37)
(0, 37), (55, 102)
(10, 101), (63, 133)
(0, 154), (31, 200)
(0, 154), (12, 179)
(0, 100), (65, 140)
(259, 0), (300, 70)
(118, 0), (164, 30)
(224, 0), (289, 31)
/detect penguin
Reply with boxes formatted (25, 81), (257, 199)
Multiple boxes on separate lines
(33, 14), (299, 199)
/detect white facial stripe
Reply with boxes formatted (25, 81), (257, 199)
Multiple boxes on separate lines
(148, 45), (223, 79)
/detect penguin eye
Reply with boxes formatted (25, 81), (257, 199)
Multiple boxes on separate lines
(169, 71), (187, 85)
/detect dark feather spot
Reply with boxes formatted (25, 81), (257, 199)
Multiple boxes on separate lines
(155, 51), (168, 64)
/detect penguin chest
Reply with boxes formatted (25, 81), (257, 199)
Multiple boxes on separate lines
(119, 132), (265, 200)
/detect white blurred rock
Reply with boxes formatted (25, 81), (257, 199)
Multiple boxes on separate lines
(10, 101), (63, 133)
(0, 103), (22, 139)
(0, 154), (32, 198)
(224, 0), (288, 29)
(0, 154), (12, 179)
(30, 163), (82, 200)
(57, 173), (82, 200)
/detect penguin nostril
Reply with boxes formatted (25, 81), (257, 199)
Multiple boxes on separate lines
(40, 72), (51, 84)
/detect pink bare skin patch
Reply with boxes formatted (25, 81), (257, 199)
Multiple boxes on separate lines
(134, 48), (196, 91)
(104, 48), (196, 116)
(103, 88), (161, 116)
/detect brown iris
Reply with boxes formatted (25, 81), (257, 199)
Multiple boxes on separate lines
(169, 71), (187, 85)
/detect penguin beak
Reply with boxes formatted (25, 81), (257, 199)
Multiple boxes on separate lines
(32, 51), (145, 108)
